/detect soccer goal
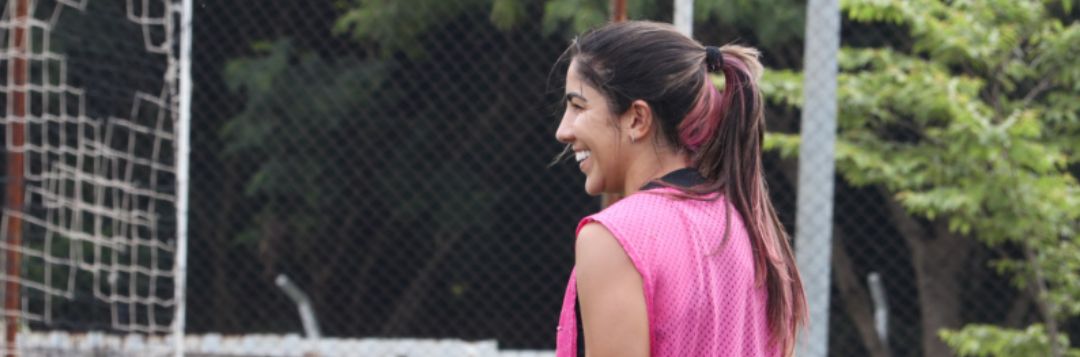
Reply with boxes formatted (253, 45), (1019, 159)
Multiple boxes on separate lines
(0, 0), (190, 355)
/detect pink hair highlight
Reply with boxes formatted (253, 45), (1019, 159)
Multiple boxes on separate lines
(677, 76), (721, 151)
(678, 53), (758, 154)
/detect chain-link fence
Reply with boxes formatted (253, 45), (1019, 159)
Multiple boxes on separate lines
(796, 2), (1079, 357)
(184, 0), (582, 354)
(2, 0), (1077, 356)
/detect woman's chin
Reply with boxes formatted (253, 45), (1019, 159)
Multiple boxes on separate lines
(583, 177), (603, 196)
(584, 185), (602, 196)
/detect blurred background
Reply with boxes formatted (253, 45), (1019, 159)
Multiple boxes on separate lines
(1, 0), (1078, 356)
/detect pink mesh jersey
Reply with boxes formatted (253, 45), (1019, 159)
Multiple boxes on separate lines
(556, 186), (777, 356)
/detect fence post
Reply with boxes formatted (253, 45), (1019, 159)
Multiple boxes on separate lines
(173, 0), (195, 355)
(794, 0), (841, 356)
(3, 1), (30, 355)
(673, 0), (693, 37)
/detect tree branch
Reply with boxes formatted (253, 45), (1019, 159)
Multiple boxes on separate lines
(876, 187), (929, 257)
(1021, 77), (1054, 108)
(995, 246), (1035, 328)
(380, 232), (463, 335)
(1024, 244), (1062, 357)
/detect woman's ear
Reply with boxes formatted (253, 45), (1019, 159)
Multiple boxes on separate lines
(621, 99), (654, 143)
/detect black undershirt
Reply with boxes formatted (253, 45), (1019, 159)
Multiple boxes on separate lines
(574, 167), (705, 355)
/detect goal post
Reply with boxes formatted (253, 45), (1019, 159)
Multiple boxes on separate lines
(0, 0), (188, 355)
(172, 0), (193, 355)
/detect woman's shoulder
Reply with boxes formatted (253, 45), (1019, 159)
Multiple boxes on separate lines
(593, 189), (733, 231)
(579, 190), (688, 233)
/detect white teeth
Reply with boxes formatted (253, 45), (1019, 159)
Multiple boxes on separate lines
(574, 150), (591, 162)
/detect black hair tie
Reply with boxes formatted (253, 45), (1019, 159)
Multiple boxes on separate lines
(705, 46), (723, 72)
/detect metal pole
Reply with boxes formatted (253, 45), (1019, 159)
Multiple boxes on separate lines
(794, 0), (840, 356)
(612, 0), (626, 22)
(868, 272), (889, 349)
(673, 0), (693, 37)
(3, 1), (30, 355)
(172, 0), (194, 355)
(275, 275), (322, 339)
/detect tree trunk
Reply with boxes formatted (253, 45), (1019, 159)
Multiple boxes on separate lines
(209, 160), (242, 331)
(881, 190), (969, 357)
(833, 228), (892, 357)
(380, 233), (462, 335)
(912, 237), (966, 357)
(775, 157), (891, 356)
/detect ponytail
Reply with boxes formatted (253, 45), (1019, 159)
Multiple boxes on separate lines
(679, 45), (808, 356)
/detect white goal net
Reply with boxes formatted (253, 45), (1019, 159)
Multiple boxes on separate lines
(0, 0), (185, 354)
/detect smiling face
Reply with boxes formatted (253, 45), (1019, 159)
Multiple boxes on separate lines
(556, 59), (631, 196)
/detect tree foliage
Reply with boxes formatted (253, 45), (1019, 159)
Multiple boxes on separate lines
(334, 0), (806, 58)
(762, 0), (1080, 355)
(221, 39), (394, 247)
(334, 0), (489, 57)
(215, 9), (530, 337)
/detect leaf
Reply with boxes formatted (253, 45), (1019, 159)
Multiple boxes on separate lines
(764, 133), (801, 159)
(490, 0), (526, 31)
(940, 324), (1073, 357)
(542, 0), (607, 36)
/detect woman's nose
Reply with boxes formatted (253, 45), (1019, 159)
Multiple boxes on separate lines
(555, 114), (574, 143)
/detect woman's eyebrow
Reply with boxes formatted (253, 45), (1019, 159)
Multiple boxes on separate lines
(564, 92), (587, 102)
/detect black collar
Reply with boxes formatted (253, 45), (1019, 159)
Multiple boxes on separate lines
(641, 167), (706, 190)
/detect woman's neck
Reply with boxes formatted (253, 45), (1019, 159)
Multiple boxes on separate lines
(622, 148), (692, 196)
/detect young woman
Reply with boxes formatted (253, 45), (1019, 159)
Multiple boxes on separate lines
(553, 21), (807, 356)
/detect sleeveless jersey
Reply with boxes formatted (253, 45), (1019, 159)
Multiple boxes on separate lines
(555, 184), (776, 356)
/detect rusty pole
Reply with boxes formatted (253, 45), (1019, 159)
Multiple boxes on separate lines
(4, 0), (29, 355)
(612, 0), (627, 22)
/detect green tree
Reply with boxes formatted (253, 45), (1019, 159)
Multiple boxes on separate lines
(540, 0), (804, 44)
(219, 39), (408, 330)
(219, 32), (509, 336)
(762, 0), (1080, 356)
(334, 0), (806, 56)
(334, 0), (489, 57)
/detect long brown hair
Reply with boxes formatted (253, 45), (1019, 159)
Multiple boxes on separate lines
(557, 21), (807, 355)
